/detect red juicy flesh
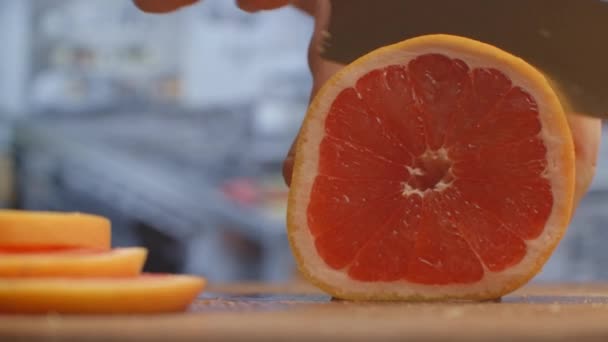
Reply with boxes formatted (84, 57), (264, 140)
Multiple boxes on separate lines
(308, 54), (552, 284)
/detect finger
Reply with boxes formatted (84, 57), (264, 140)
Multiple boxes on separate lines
(236, 0), (291, 12)
(283, 0), (344, 186)
(283, 64), (344, 186)
(567, 113), (602, 207)
(133, 0), (199, 13)
(282, 134), (297, 187)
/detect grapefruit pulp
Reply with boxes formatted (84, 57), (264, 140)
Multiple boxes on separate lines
(0, 210), (110, 250)
(0, 247), (146, 278)
(0, 274), (206, 314)
(287, 34), (575, 300)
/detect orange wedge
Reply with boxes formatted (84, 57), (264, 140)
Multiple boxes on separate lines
(0, 210), (110, 250)
(0, 247), (146, 278)
(0, 274), (206, 314)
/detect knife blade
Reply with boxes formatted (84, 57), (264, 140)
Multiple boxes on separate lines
(320, 0), (608, 118)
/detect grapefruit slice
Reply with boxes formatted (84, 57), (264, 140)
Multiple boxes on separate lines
(287, 34), (575, 301)
(0, 247), (146, 278)
(0, 274), (206, 314)
(0, 210), (110, 250)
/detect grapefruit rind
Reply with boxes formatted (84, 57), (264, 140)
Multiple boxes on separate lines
(0, 210), (111, 250)
(0, 247), (147, 278)
(0, 275), (206, 314)
(287, 34), (575, 301)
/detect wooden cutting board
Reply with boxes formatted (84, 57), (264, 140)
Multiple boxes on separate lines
(2, 282), (608, 341)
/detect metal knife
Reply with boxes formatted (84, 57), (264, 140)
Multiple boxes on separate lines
(320, 0), (608, 118)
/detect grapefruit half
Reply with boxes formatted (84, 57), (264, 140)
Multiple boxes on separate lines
(0, 210), (110, 251)
(0, 274), (206, 314)
(0, 247), (146, 278)
(287, 34), (575, 301)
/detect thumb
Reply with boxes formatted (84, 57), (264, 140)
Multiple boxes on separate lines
(567, 113), (602, 208)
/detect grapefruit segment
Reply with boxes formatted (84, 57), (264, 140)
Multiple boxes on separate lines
(0, 210), (110, 250)
(326, 87), (419, 163)
(405, 192), (484, 285)
(436, 188), (527, 272)
(444, 67), (513, 146)
(310, 177), (403, 269)
(458, 87), (542, 147)
(288, 34), (575, 300)
(456, 178), (553, 240)
(451, 138), (548, 181)
(319, 136), (411, 180)
(409, 54), (472, 150)
(0, 247), (146, 278)
(348, 196), (421, 282)
(0, 274), (206, 314)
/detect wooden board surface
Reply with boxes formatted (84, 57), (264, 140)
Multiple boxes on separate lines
(2, 282), (608, 341)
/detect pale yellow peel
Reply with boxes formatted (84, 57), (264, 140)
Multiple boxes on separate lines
(0, 248), (147, 278)
(0, 210), (111, 250)
(0, 275), (206, 314)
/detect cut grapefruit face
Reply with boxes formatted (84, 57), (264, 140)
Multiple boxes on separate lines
(0, 210), (110, 250)
(0, 247), (146, 278)
(287, 35), (575, 300)
(0, 274), (206, 314)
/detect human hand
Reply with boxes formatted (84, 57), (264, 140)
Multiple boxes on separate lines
(132, 0), (341, 186)
(281, 29), (601, 216)
(280, 0), (602, 212)
(567, 114), (601, 208)
(132, 0), (601, 210)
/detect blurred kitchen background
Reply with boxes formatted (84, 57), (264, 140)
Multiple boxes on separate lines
(0, 0), (606, 284)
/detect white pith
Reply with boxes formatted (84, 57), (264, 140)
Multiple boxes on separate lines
(288, 36), (573, 299)
(402, 147), (453, 197)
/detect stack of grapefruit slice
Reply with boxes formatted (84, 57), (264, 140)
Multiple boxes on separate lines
(0, 210), (205, 314)
(287, 35), (576, 301)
